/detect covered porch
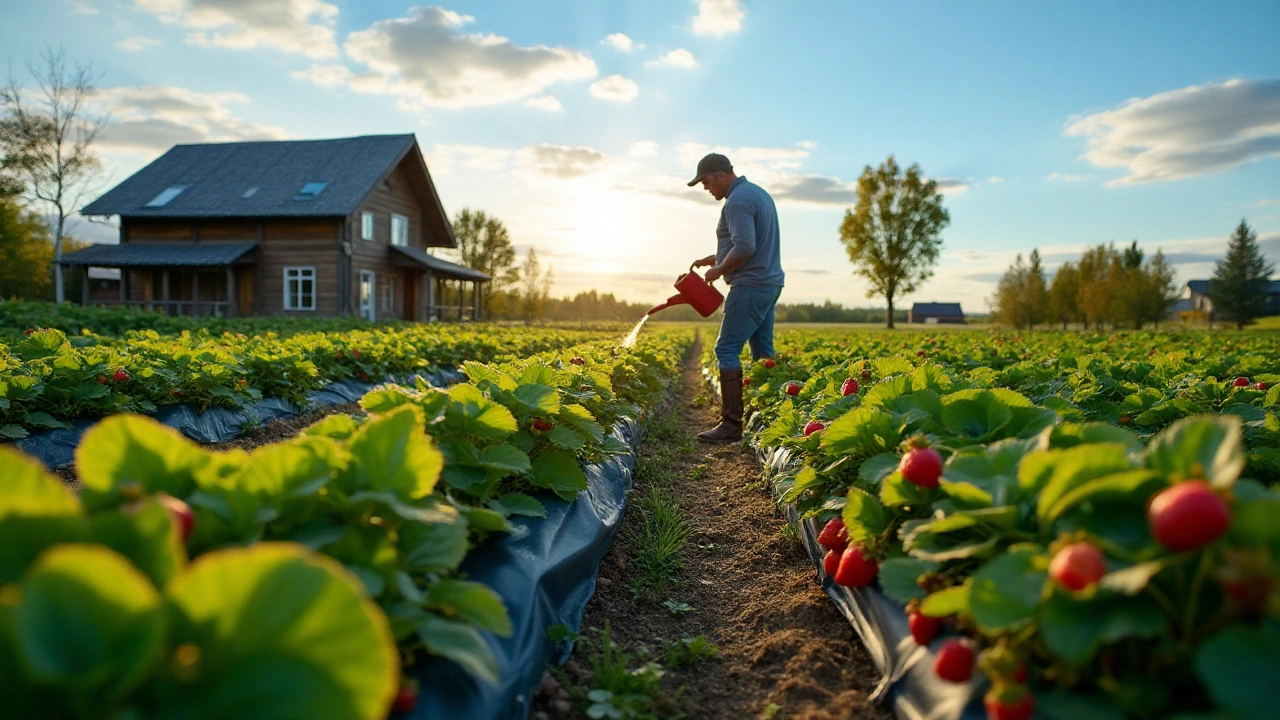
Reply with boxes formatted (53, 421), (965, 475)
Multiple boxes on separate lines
(390, 245), (491, 322)
(59, 242), (259, 318)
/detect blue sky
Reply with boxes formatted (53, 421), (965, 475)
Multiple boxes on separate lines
(4, 0), (1279, 310)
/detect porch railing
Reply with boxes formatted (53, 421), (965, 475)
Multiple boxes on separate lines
(87, 299), (232, 318)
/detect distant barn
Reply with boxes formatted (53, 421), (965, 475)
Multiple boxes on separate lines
(909, 302), (966, 324)
(1175, 279), (1280, 323)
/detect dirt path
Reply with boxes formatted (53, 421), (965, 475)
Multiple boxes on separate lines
(553, 341), (889, 719)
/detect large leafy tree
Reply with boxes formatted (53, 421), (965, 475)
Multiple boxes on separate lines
(1, 46), (107, 304)
(991, 250), (1050, 330)
(516, 248), (552, 324)
(449, 208), (520, 297)
(0, 188), (53, 299)
(1047, 262), (1080, 329)
(1209, 219), (1274, 330)
(838, 156), (950, 329)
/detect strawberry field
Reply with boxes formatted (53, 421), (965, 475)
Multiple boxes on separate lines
(712, 328), (1280, 720)
(0, 301), (695, 720)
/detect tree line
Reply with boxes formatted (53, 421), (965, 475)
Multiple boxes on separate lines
(989, 220), (1273, 330)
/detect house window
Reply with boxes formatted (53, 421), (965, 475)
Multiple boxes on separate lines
(359, 270), (376, 321)
(144, 186), (186, 208)
(391, 213), (408, 247)
(361, 212), (374, 241)
(284, 267), (316, 311)
(381, 277), (395, 312)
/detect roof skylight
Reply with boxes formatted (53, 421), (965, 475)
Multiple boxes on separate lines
(242, 187), (258, 198)
(294, 181), (328, 201)
(144, 186), (187, 208)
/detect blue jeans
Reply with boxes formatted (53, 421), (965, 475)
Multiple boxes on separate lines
(714, 284), (783, 370)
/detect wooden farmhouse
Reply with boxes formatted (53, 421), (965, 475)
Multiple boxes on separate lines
(65, 134), (490, 321)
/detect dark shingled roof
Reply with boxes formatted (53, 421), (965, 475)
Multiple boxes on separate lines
(911, 302), (965, 316)
(81, 134), (440, 219)
(391, 245), (491, 282)
(58, 242), (258, 267)
(1186, 279), (1280, 295)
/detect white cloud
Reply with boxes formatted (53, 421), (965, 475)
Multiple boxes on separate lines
(987, 176), (1004, 183)
(425, 144), (514, 176)
(628, 140), (660, 157)
(333, 6), (597, 109)
(1065, 78), (1280, 186)
(1048, 172), (1091, 182)
(602, 33), (636, 52)
(797, 140), (818, 150)
(134, 0), (339, 59)
(92, 85), (290, 155)
(117, 36), (162, 52)
(291, 64), (353, 87)
(71, 0), (99, 15)
(933, 177), (972, 195)
(524, 95), (563, 112)
(589, 74), (639, 103)
(769, 175), (857, 205)
(1247, 197), (1280, 207)
(645, 48), (698, 69)
(665, 142), (859, 206)
(516, 144), (611, 179)
(691, 0), (744, 37)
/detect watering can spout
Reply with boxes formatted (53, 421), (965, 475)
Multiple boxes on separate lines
(647, 293), (690, 316)
(644, 264), (725, 318)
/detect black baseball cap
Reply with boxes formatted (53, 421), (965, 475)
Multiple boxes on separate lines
(687, 153), (733, 186)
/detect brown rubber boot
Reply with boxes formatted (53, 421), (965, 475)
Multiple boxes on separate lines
(698, 368), (743, 443)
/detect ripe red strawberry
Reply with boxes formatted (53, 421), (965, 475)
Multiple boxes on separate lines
(156, 494), (195, 543)
(917, 349), (926, 357)
(822, 549), (841, 576)
(1256, 381), (1270, 392)
(113, 369), (130, 382)
(816, 517), (848, 552)
(391, 677), (419, 715)
(23, 327), (35, 335)
(570, 356), (586, 366)
(171, 390), (184, 398)
(1049, 542), (1107, 591)
(358, 371), (369, 381)
(742, 377), (751, 387)
(860, 367), (872, 381)
(785, 382), (802, 396)
(533, 418), (554, 432)
(1148, 481), (1230, 552)
(934, 639), (975, 683)
(833, 544), (878, 587)
(1119, 415), (1132, 425)
(353, 349), (361, 359)
(763, 358), (776, 369)
(908, 608), (944, 645)
(841, 378), (859, 396)
(803, 421), (824, 437)
(983, 687), (1034, 720)
(336, 350), (344, 359)
(900, 446), (943, 489)
(96, 375), (108, 384)
(1233, 376), (1250, 387)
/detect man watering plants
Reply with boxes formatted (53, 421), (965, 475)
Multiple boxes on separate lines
(688, 152), (785, 443)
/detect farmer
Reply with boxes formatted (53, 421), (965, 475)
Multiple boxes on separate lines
(688, 152), (785, 443)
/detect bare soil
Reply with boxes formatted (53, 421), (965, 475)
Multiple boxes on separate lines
(542, 343), (889, 720)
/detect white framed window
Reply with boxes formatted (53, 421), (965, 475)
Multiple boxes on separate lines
(361, 211), (374, 241)
(283, 267), (316, 311)
(359, 270), (376, 321)
(381, 277), (395, 312)
(391, 213), (408, 247)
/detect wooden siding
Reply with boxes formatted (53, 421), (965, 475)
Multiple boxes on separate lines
(260, 220), (342, 316)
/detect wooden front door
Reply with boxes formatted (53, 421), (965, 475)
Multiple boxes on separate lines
(237, 266), (255, 316)
(402, 271), (417, 322)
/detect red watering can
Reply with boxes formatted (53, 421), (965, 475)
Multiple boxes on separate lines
(647, 263), (725, 317)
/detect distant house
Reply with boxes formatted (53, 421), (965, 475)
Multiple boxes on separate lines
(1176, 280), (1280, 322)
(63, 134), (489, 321)
(909, 302), (966, 324)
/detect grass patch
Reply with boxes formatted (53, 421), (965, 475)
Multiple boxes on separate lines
(663, 634), (718, 668)
(627, 484), (692, 600)
(779, 520), (801, 546)
(569, 623), (686, 720)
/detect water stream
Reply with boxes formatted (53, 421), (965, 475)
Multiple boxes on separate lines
(621, 314), (648, 348)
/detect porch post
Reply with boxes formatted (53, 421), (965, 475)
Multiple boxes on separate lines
(226, 267), (236, 318)
(119, 269), (127, 305)
(192, 271), (200, 317)
(162, 271), (171, 316)
(81, 271), (89, 307)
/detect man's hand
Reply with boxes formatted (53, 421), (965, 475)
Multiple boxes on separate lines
(704, 265), (724, 283)
(692, 255), (716, 269)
